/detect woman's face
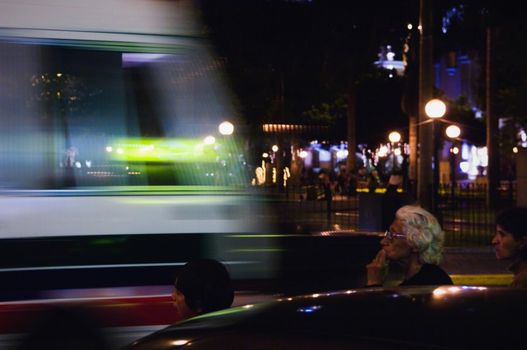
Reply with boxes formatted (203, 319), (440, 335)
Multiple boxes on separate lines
(172, 287), (197, 321)
(492, 225), (525, 260)
(381, 218), (414, 262)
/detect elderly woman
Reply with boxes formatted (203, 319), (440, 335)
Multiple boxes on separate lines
(366, 205), (453, 286)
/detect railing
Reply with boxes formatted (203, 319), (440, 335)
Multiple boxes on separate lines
(260, 183), (359, 231)
(438, 181), (516, 247)
(260, 180), (517, 247)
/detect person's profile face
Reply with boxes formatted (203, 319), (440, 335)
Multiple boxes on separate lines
(380, 218), (412, 261)
(492, 225), (524, 260)
(172, 286), (197, 321)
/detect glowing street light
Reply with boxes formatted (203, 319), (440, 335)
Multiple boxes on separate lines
(388, 131), (401, 143)
(203, 135), (216, 145)
(445, 125), (461, 203)
(425, 98), (447, 214)
(445, 125), (461, 139)
(388, 131), (402, 174)
(272, 145), (279, 152)
(218, 121), (234, 135)
(425, 99), (446, 119)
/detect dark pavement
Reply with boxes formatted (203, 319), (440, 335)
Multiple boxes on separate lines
(440, 246), (513, 285)
(441, 246), (509, 275)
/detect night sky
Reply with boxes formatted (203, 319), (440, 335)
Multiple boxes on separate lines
(196, 0), (527, 148)
(197, 0), (420, 146)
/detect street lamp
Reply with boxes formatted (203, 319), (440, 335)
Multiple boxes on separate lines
(445, 125), (461, 203)
(445, 124), (461, 139)
(388, 131), (401, 143)
(388, 131), (401, 174)
(425, 98), (447, 214)
(425, 99), (447, 119)
(218, 121), (234, 135)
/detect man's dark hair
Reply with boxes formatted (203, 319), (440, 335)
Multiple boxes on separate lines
(175, 258), (234, 314)
(496, 207), (527, 240)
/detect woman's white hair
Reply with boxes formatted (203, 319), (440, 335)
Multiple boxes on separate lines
(395, 205), (444, 265)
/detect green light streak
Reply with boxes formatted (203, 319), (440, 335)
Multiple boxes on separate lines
(75, 185), (243, 193)
(91, 238), (119, 245)
(108, 137), (218, 163)
(8, 36), (198, 54)
(187, 305), (256, 321)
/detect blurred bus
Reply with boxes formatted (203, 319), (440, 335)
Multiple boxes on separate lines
(0, 0), (277, 300)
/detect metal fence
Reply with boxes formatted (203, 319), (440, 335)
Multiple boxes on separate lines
(261, 184), (360, 231)
(261, 181), (517, 247)
(438, 181), (516, 246)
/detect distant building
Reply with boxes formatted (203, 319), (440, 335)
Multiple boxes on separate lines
(434, 50), (487, 181)
(434, 50), (481, 112)
(374, 45), (405, 77)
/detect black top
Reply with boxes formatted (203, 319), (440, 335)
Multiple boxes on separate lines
(399, 263), (453, 286)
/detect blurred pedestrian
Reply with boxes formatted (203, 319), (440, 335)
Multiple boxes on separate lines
(336, 168), (349, 195)
(172, 258), (234, 320)
(492, 207), (527, 288)
(348, 168), (358, 196)
(381, 170), (415, 230)
(367, 168), (381, 193)
(366, 205), (453, 286)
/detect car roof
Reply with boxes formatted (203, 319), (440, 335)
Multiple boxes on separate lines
(137, 286), (527, 349)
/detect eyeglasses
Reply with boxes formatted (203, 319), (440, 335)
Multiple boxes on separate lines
(384, 229), (406, 240)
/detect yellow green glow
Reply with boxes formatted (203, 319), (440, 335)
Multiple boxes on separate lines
(107, 137), (219, 162)
(450, 274), (513, 286)
(187, 305), (257, 321)
(92, 238), (120, 245)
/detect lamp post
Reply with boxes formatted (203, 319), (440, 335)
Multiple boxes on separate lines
(425, 99), (446, 214)
(445, 124), (461, 204)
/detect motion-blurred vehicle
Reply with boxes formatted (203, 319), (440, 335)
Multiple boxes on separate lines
(124, 285), (527, 349)
(0, 0), (278, 300)
(0, 3), (384, 348)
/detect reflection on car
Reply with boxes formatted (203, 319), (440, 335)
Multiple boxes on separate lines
(124, 285), (527, 349)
